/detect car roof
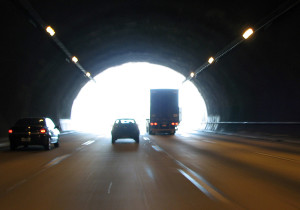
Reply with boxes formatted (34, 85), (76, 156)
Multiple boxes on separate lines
(114, 118), (136, 123)
(115, 118), (135, 120)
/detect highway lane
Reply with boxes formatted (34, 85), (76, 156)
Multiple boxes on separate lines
(0, 131), (299, 210)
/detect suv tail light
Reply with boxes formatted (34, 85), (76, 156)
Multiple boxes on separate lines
(40, 128), (47, 133)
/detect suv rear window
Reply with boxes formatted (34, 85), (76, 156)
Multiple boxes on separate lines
(15, 118), (45, 126)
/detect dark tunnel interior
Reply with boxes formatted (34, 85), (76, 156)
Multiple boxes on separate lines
(1, 0), (300, 138)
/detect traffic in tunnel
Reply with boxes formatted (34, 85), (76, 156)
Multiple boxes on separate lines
(1, 0), (300, 209)
(2, 0), (300, 138)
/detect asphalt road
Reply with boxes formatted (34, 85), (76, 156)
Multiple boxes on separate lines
(0, 131), (299, 210)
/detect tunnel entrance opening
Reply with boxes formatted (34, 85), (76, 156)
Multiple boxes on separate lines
(70, 62), (207, 134)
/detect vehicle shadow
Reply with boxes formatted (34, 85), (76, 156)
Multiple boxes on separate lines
(2, 145), (52, 153)
(111, 139), (139, 152)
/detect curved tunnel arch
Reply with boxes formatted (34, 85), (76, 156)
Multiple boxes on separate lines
(2, 1), (300, 137)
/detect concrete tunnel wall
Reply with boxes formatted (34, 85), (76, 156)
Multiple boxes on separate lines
(1, 1), (300, 138)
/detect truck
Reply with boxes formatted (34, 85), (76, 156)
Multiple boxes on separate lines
(147, 89), (180, 135)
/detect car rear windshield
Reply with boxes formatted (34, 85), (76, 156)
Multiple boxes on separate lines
(115, 119), (136, 124)
(15, 118), (46, 126)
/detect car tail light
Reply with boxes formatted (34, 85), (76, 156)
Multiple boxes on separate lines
(8, 129), (13, 134)
(40, 128), (47, 133)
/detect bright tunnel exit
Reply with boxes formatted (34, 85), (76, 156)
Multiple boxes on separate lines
(71, 62), (207, 134)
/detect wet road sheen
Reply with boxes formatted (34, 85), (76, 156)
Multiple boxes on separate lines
(0, 131), (299, 210)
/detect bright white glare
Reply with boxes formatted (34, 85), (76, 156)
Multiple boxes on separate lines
(72, 56), (78, 63)
(243, 28), (254, 39)
(190, 72), (195, 78)
(71, 62), (207, 134)
(46, 26), (55, 36)
(208, 57), (214, 64)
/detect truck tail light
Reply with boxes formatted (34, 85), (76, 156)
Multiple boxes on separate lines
(8, 129), (13, 134)
(150, 122), (158, 126)
(40, 128), (47, 133)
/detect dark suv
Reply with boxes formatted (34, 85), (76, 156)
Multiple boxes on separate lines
(111, 118), (140, 144)
(8, 117), (60, 150)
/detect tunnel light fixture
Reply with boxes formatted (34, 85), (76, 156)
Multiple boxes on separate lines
(208, 57), (214, 64)
(72, 56), (78, 63)
(190, 72), (195, 78)
(243, 28), (254, 39)
(86, 72), (91, 77)
(46, 26), (55, 36)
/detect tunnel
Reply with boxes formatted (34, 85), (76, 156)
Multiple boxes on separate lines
(2, 0), (300, 139)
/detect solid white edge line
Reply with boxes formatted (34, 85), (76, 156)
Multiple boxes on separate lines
(175, 160), (229, 203)
(254, 152), (298, 162)
(150, 140), (229, 203)
(178, 169), (212, 198)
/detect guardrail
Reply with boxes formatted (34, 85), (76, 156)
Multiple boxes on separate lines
(202, 121), (300, 142)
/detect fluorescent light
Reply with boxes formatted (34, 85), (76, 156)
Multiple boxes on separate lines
(46, 26), (55, 36)
(72, 56), (78, 63)
(208, 57), (214, 64)
(243, 28), (254, 39)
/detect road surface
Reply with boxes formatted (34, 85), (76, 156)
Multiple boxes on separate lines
(0, 131), (299, 209)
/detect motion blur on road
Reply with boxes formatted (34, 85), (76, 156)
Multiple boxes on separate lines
(0, 131), (299, 210)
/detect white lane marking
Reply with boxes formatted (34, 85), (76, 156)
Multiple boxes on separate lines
(108, 182), (113, 194)
(201, 139), (216, 144)
(145, 166), (155, 181)
(143, 137), (150, 141)
(150, 141), (229, 203)
(151, 145), (163, 152)
(178, 169), (211, 197)
(254, 152), (298, 162)
(44, 154), (71, 168)
(82, 140), (95, 146)
(6, 179), (27, 192)
(177, 162), (229, 203)
(6, 154), (70, 193)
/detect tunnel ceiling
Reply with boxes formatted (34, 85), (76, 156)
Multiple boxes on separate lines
(2, 0), (300, 133)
